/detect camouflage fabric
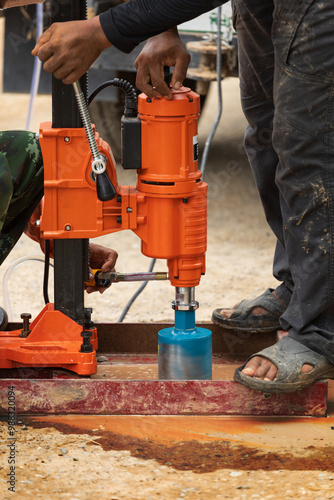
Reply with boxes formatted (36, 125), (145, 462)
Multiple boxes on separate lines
(0, 131), (43, 265)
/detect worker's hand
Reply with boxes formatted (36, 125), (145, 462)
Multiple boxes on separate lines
(135, 27), (190, 99)
(31, 17), (111, 84)
(86, 243), (118, 294)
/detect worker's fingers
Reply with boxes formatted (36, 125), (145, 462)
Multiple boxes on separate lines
(41, 53), (88, 84)
(171, 51), (190, 90)
(86, 266), (112, 294)
(42, 55), (63, 75)
(150, 66), (172, 98)
(85, 283), (109, 294)
(34, 41), (54, 62)
(135, 65), (171, 98)
(31, 27), (52, 56)
(85, 244), (118, 294)
(61, 70), (82, 85)
(51, 63), (81, 84)
(89, 243), (118, 272)
(142, 63), (172, 98)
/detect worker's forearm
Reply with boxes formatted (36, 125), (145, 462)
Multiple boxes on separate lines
(99, 0), (226, 53)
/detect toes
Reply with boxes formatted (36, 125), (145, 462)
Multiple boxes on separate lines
(218, 303), (240, 318)
(241, 356), (278, 381)
(241, 356), (264, 377)
(251, 306), (269, 316)
(217, 305), (269, 319)
(241, 359), (314, 382)
(301, 363), (313, 374)
(264, 363), (278, 381)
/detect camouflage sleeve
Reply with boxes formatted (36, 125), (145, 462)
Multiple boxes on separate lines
(0, 131), (44, 265)
(0, 152), (14, 234)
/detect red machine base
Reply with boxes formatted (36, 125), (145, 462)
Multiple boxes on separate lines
(0, 304), (97, 376)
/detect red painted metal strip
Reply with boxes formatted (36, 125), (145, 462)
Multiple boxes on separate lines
(0, 379), (327, 417)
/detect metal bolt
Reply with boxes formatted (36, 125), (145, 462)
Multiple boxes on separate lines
(84, 308), (94, 330)
(126, 207), (133, 213)
(64, 137), (70, 143)
(20, 313), (31, 338)
(80, 330), (93, 353)
(65, 224), (71, 231)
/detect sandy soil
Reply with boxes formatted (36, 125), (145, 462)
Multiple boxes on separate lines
(1, 415), (334, 500)
(2, 16), (332, 500)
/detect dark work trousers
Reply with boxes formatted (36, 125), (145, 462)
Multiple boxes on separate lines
(232, 0), (334, 363)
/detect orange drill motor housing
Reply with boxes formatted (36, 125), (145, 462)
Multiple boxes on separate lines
(39, 87), (207, 288)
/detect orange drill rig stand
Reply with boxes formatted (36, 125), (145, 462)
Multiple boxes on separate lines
(0, 87), (207, 376)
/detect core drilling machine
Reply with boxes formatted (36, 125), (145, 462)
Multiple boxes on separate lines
(0, 2), (211, 380)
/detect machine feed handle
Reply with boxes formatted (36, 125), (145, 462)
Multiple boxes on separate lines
(72, 81), (116, 201)
(96, 170), (117, 202)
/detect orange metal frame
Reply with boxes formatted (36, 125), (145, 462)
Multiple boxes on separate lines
(0, 88), (207, 375)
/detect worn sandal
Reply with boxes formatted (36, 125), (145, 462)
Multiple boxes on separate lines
(234, 336), (334, 394)
(212, 288), (287, 333)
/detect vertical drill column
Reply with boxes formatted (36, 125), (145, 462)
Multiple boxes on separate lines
(51, 0), (89, 323)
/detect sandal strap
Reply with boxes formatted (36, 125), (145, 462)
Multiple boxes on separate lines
(229, 288), (286, 320)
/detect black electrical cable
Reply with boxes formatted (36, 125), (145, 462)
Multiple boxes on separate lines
(117, 258), (156, 323)
(89, 76), (154, 322)
(88, 78), (138, 116)
(43, 239), (50, 304)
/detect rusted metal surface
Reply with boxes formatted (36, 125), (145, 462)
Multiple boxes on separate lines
(0, 378), (327, 416)
(24, 414), (334, 472)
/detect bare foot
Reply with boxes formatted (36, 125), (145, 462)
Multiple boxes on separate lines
(219, 291), (286, 319)
(241, 356), (314, 381)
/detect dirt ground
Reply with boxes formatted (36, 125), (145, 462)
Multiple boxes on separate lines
(1, 16), (333, 500)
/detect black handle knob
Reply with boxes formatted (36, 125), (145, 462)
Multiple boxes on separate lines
(96, 171), (117, 201)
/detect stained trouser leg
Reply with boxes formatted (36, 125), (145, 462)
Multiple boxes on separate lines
(272, 0), (334, 363)
(231, 0), (292, 303)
